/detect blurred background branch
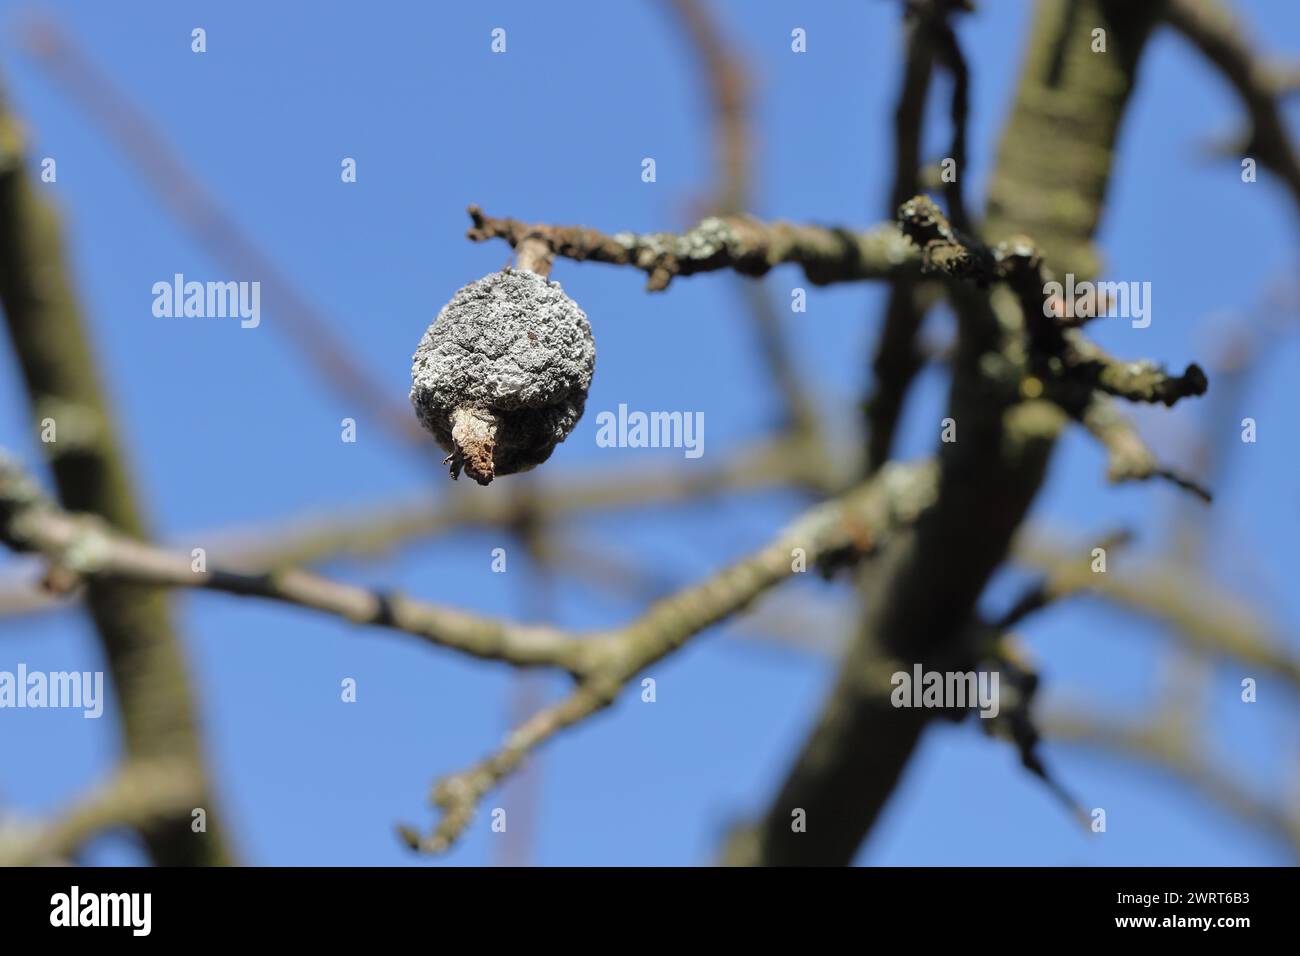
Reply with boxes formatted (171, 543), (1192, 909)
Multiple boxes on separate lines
(0, 0), (1295, 866)
(0, 80), (231, 865)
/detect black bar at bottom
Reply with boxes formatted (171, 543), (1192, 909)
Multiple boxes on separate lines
(0, 866), (1288, 940)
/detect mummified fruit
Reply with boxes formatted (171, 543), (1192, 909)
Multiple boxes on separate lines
(410, 268), (596, 485)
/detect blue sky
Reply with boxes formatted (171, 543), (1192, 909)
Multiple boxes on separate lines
(0, 0), (1297, 865)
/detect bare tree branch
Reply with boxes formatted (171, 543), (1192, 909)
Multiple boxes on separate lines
(0, 87), (233, 865)
(466, 205), (918, 291)
(0, 432), (850, 621)
(1, 448), (939, 854)
(1164, 0), (1300, 216)
(734, 0), (1170, 867)
(1042, 708), (1300, 857)
(664, 0), (824, 442)
(863, 0), (944, 473)
(0, 451), (591, 675)
(1080, 399), (1213, 501)
(0, 759), (205, 867)
(1014, 531), (1300, 692)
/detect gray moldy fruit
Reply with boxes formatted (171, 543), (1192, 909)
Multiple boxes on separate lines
(410, 268), (596, 485)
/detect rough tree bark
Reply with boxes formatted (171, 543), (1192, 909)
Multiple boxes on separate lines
(727, 0), (1167, 867)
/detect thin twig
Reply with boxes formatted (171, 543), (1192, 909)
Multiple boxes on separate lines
(1164, 0), (1300, 216)
(20, 17), (434, 454)
(466, 205), (918, 291)
(1081, 400), (1213, 502)
(1043, 708), (1300, 857)
(664, 0), (824, 442)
